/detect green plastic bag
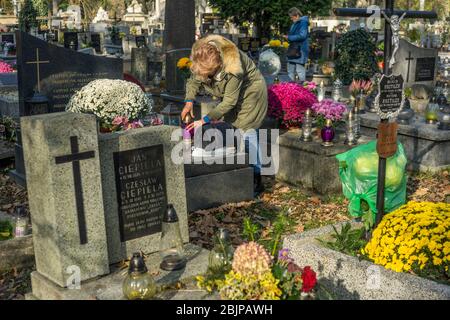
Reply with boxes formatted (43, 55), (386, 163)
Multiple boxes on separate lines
(336, 140), (407, 218)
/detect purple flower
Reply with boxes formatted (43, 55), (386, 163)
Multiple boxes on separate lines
(278, 248), (294, 264)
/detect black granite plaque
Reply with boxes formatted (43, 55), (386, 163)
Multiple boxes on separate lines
(377, 74), (404, 116)
(414, 57), (436, 82)
(91, 33), (102, 53)
(64, 32), (78, 50)
(113, 145), (167, 242)
(1, 34), (15, 44)
(16, 31), (123, 115)
(135, 35), (146, 48)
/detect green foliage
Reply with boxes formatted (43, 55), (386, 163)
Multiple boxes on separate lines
(335, 29), (378, 85)
(208, 0), (332, 35)
(318, 222), (367, 257)
(361, 200), (375, 232)
(0, 220), (13, 241)
(0, 116), (17, 143)
(406, 28), (421, 44)
(19, 0), (38, 33)
(242, 217), (260, 242)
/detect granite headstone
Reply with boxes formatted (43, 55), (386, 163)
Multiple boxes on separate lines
(392, 39), (438, 89)
(21, 112), (109, 287)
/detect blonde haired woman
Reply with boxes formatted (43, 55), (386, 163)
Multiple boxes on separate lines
(181, 35), (268, 194)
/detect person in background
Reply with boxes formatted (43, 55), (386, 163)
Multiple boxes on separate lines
(181, 35), (268, 195)
(284, 7), (309, 81)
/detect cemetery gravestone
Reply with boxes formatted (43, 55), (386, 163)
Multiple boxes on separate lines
(21, 112), (110, 287)
(135, 35), (146, 48)
(22, 112), (189, 297)
(90, 33), (103, 54)
(98, 125), (188, 263)
(11, 31), (123, 186)
(64, 32), (78, 50)
(131, 47), (149, 85)
(392, 39), (438, 88)
(1, 33), (15, 44)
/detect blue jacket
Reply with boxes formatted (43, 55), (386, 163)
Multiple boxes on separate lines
(287, 16), (309, 65)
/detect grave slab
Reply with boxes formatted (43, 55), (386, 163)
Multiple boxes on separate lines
(98, 125), (188, 264)
(283, 222), (450, 300)
(28, 243), (213, 300)
(360, 112), (450, 171)
(21, 112), (110, 287)
(276, 130), (372, 194)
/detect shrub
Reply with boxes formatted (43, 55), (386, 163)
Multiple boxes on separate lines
(335, 29), (378, 85)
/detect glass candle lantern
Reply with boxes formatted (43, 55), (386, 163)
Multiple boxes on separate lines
(344, 111), (358, 146)
(181, 113), (194, 143)
(159, 204), (186, 271)
(321, 119), (335, 147)
(13, 206), (29, 238)
(208, 228), (234, 271)
(317, 81), (325, 102)
(438, 105), (450, 130)
(332, 79), (343, 102)
(122, 252), (157, 300)
(425, 97), (440, 124)
(160, 103), (183, 126)
(356, 93), (366, 114)
(300, 108), (313, 142)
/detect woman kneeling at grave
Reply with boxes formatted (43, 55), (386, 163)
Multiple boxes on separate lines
(181, 34), (268, 195)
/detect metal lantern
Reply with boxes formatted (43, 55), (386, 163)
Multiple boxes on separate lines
(25, 92), (49, 116)
(332, 79), (343, 102)
(317, 81), (325, 102)
(344, 111), (358, 146)
(159, 204), (186, 271)
(122, 252), (157, 300)
(397, 98), (415, 125)
(160, 102), (183, 126)
(438, 104), (450, 130)
(300, 108), (313, 142)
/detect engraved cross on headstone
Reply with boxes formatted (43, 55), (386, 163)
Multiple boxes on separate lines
(405, 51), (414, 82)
(26, 48), (49, 93)
(55, 136), (95, 245)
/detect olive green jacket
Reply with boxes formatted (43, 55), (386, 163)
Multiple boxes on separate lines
(185, 35), (268, 131)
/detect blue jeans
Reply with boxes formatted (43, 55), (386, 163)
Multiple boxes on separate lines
(242, 129), (262, 175)
(287, 62), (306, 81)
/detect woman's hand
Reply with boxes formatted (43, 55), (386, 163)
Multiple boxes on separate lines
(181, 102), (195, 121)
(186, 119), (205, 131)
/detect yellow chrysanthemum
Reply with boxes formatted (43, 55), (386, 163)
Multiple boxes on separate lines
(282, 41), (289, 48)
(177, 57), (192, 69)
(364, 201), (450, 276)
(269, 39), (282, 47)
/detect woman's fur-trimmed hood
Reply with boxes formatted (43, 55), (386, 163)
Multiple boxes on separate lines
(191, 34), (243, 76)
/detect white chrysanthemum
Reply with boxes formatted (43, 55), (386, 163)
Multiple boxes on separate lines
(66, 79), (152, 122)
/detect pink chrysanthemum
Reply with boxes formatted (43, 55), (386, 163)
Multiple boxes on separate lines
(0, 61), (14, 73)
(268, 82), (318, 128)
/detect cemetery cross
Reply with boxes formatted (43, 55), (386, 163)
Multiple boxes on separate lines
(55, 136), (96, 245)
(26, 48), (49, 93)
(334, 0), (437, 228)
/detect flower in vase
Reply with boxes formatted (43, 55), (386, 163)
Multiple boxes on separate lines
(311, 99), (347, 127)
(0, 61), (14, 73)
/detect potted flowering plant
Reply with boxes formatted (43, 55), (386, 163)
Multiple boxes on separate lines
(303, 81), (317, 95)
(268, 82), (318, 129)
(311, 99), (347, 130)
(0, 60), (14, 73)
(177, 57), (192, 80)
(375, 50), (384, 71)
(197, 242), (319, 300)
(266, 39), (289, 56)
(66, 79), (153, 132)
(350, 79), (373, 113)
